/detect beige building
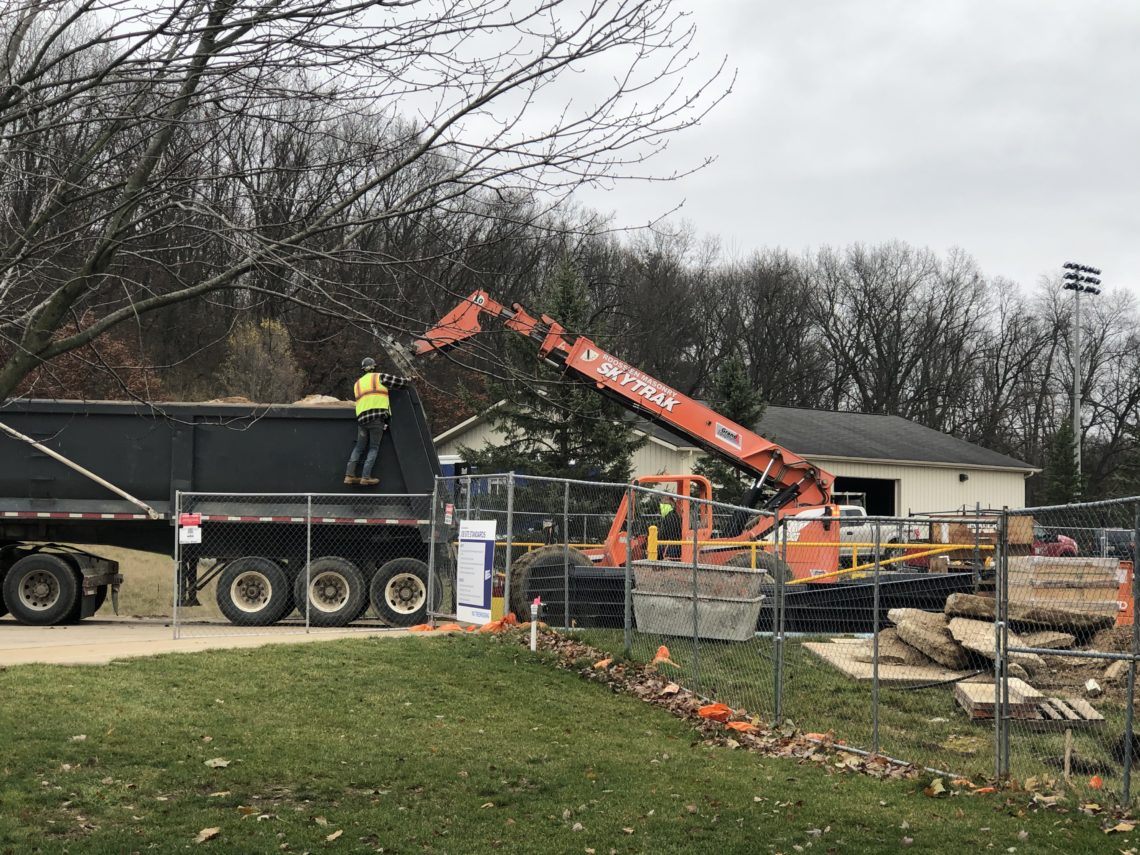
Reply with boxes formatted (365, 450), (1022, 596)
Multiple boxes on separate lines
(436, 404), (1037, 515)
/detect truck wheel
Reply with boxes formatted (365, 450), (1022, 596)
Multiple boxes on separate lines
(294, 557), (367, 628)
(216, 557), (291, 627)
(370, 558), (441, 626)
(508, 546), (593, 620)
(726, 551), (789, 583)
(2, 553), (81, 626)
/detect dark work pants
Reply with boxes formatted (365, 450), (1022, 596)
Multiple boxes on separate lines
(345, 421), (386, 478)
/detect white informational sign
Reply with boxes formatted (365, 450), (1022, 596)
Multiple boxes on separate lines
(179, 525), (202, 544)
(456, 519), (496, 625)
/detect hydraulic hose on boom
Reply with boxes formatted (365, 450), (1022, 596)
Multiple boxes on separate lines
(415, 291), (833, 518)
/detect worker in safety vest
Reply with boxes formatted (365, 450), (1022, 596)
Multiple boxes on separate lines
(658, 494), (682, 559)
(344, 357), (410, 486)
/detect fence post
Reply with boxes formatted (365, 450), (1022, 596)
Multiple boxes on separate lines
(462, 475), (472, 523)
(502, 473), (516, 615)
(691, 514), (700, 695)
(624, 484), (634, 659)
(872, 520), (881, 756)
(426, 479), (440, 628)
(996, 507), (1010, 778)
(1124, 502), (1140, 804)
(172, 491), (181, 641)
(563, 481), (571, 630)
(305, 494), (312, 633)
(774, 518), (787, 726)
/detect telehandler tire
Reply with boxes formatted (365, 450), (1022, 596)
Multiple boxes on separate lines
(508, 545), (593, 621)
(725, 550), (789, 583)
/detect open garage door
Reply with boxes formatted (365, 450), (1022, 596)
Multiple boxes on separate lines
(833, 477), (897, 516)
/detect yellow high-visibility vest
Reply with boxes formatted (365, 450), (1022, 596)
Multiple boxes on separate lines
(354, 373), (390, 417)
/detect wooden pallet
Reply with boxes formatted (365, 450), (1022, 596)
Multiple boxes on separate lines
(955, 679), (1041, 720)
(1023, 697), (1105, 731)
(955, 682), (1105, 729)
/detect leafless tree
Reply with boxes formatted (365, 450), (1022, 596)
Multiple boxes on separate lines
(805, 242), (987, 425)
(0, 0), (729, 399)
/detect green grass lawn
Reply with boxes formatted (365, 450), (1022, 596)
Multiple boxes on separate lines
(0, 634), (1123, 854)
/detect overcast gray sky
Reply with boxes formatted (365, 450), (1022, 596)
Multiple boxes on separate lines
(583, 1), (1140, 297)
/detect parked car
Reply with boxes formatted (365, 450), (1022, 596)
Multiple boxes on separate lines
(1101, 528), (1136, 561)
(1033, 525), (1078, 557)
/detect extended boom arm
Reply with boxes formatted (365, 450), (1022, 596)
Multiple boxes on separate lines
(416, 291), (833, 512)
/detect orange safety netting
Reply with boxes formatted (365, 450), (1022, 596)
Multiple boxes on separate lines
(407, 616), (524, 634)
(697, 703), (733, 722)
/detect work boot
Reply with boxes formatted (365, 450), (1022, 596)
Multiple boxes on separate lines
(359, 477), (380, 486)
(343, 475), (360, 485)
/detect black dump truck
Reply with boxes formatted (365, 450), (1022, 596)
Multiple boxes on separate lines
(0, 389), (444, 628)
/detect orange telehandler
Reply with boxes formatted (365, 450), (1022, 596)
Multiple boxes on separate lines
(414, 290), (849, 616)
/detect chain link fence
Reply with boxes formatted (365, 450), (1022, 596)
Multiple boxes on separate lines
(999, 498), (1139, 802)
(172, 491), (440, 638)
(168, 477), (1140, 803)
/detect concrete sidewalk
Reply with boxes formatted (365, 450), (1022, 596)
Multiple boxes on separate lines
(0, 617), (409, 666)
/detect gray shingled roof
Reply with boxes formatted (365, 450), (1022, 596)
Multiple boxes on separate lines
(645, 406), (1035, 471)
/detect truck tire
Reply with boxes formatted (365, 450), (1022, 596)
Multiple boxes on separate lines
(2, 553), (81, 626)
(725, 550), (789, 583)
(508, 546), (593, 620)
(216, 557), (291, 627)
(370, 558), (441, 627)
(294, 557), (368, 628)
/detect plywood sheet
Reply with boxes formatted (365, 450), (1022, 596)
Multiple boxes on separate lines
(803, 641), (972, 684)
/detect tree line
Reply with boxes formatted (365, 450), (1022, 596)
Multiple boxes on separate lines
(420, 233), (1139, 505)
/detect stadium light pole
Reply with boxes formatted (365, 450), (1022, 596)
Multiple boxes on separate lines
(1062, 261), (1102, 496)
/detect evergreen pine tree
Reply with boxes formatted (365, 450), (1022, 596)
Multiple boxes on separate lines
(692, 354), (766, 498)
(1039, 420), (1083, 504)
(460, 261), (646, 481)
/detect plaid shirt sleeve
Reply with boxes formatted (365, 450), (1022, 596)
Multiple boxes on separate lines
(377, 373), (411, 389)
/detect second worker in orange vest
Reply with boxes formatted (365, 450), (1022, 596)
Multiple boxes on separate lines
(344, 356), (411, 487)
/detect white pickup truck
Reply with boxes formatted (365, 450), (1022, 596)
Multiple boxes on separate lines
(784, 504), (917, 564)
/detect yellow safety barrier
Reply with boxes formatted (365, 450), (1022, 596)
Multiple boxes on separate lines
(644, 525), (993, 584)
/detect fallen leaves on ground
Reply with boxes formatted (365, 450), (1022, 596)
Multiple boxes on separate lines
(325, 829), (343, 842)
(194, 827), (220, 844)
(487, 625), (923, 783)
(203, 758), (230, 769)
(593, 658), (613, 669)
